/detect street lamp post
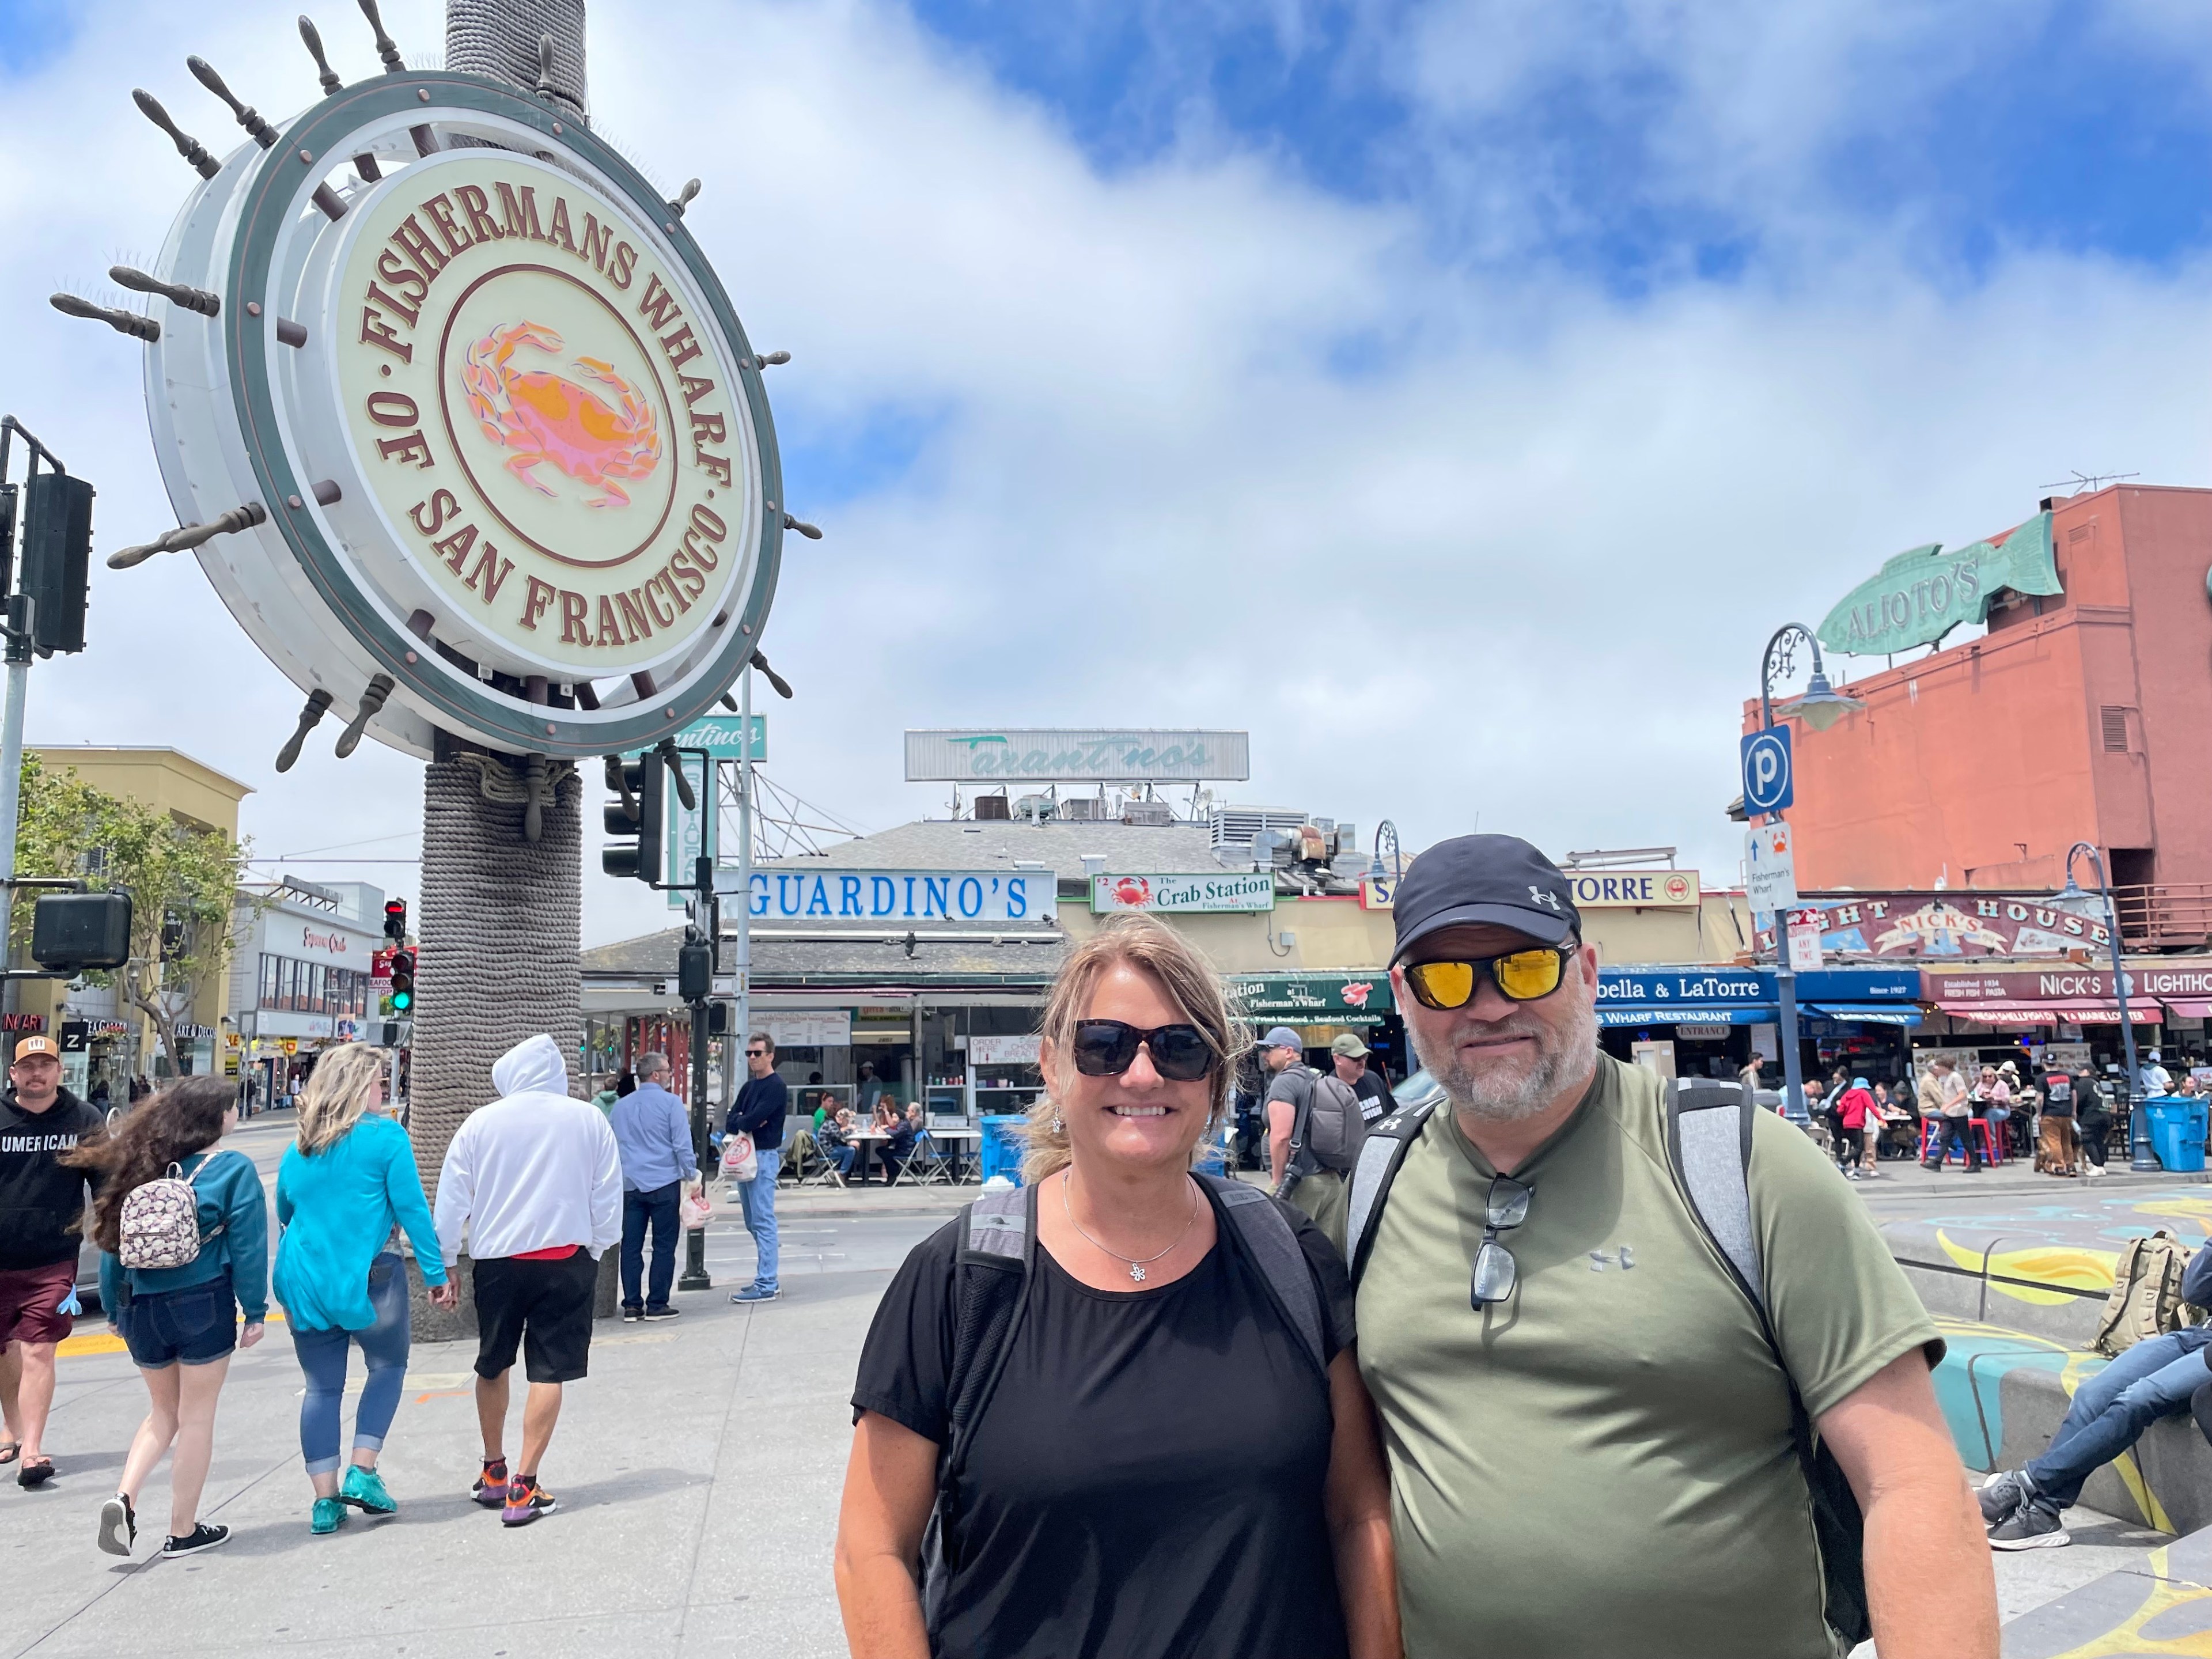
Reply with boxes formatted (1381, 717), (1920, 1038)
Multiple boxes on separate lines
(1756, 625), (1866, 1123)
(2057, 842), (2155, 1171)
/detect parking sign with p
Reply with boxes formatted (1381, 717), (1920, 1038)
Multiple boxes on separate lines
(1741, 725), (1794, 816)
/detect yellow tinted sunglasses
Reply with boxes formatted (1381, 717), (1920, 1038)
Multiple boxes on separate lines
(1404, 947), (1574, 1010)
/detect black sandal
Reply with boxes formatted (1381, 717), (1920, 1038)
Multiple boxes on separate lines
(18, 1456), (55, 1488)
(0, 1440), (18, 1465)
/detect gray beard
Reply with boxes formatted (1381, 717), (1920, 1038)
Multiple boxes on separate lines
(1410, 995), (1599, 1123)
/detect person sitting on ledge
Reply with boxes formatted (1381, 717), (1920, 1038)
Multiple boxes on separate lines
(1979, 1245), (2212, 1550)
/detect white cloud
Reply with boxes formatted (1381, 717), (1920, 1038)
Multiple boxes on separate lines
(0, 0), (2202, 952)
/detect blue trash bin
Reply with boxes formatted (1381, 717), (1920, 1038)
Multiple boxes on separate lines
(1191, 1141), (1226, 1178)
(2145, 1098), (2209, 1173)
(979, 1114), (1029, 1184)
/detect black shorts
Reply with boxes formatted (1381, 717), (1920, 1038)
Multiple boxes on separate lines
(472, 1251), (597, 1384)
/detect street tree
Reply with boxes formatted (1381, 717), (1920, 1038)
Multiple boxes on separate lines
(11, 753), (255, 1080)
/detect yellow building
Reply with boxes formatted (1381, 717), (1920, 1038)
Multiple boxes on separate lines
(20, 747), (252, 1089)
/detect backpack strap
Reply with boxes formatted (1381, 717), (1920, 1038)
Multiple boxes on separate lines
(1345, 1098), (1437, 1285)
(1664, 1076), (1870, 1648)
(1200, 1174), (1326, 1377)
(922, 1181), (1037, 1638)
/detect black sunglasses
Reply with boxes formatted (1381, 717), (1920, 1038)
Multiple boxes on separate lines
(1070, 1020), (1217, 1082)
(1471, 1175), (1533, 1307)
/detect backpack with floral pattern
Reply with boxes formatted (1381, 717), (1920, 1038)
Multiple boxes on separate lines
(117, 1157), (229, 1270)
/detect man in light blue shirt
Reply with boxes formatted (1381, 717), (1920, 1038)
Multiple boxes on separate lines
(608, 1053), (695, 1320)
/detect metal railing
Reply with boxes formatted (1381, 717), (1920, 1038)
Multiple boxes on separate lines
(2111, 884), (2212, 950)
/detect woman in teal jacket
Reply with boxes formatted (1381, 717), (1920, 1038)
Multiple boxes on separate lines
(272, 1043), (453, 1535)
(63, 1075), (267, 1560)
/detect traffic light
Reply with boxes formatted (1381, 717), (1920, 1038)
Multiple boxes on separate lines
(678, 941), (713, 1002)
(388, 949), (415, 1013)
(601, 753), (664, 884)
(384, 898), (407, 941)
(18, 471), (94, 657)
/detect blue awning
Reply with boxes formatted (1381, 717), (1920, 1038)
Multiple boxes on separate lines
(1806, 1003), (1923, 1027)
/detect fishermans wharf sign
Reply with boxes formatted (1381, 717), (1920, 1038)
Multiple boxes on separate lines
(138, 73), (781, 760)
(1817, 513), (2060, 658)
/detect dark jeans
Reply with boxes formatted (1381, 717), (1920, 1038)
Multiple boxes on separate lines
(2026, 1332), (2211, 1510)
(622, 1180), (681, 1311)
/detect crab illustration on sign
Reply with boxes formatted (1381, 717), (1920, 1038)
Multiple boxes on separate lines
(461, 321), (664, 509)
(1343, 982), (1373, 1009)
(1110, 876), (1153, 908)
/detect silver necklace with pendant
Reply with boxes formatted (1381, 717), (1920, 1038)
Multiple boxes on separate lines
(1060, 1170), (1200, 1282)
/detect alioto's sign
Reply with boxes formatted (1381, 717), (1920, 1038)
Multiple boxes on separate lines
(139, 73), (781, 760)
(1817, 513), (2059, 658)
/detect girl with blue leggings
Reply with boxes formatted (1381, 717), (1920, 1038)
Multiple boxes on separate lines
(274, 1044), (456, 1535)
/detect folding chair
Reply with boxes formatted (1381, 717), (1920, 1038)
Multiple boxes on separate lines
(891, 1130), (953, 1187)
(790, 1128), (847, 1189)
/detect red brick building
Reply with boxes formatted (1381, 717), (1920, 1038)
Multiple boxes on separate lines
(1750, 484), (2212, 943)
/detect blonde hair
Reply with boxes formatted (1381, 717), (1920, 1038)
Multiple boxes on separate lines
(1021, 914), (1245, 1183)
(296, 1043), (387, 1156)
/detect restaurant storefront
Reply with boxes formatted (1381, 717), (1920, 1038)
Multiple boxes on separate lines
(1226, 970), (1406, 1077)
(1922, 960), (2212, 1076)
(1596, 966), (1925, 1082)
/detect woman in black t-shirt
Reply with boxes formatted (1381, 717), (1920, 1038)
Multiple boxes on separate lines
(835, 915), (1399, 1659)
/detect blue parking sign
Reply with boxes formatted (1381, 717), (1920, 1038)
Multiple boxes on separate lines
(1741, 726), (1793, 816)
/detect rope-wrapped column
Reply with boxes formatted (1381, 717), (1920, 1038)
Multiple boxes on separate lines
(446, 0), (587, 117)
(411, 755), (583, 1198)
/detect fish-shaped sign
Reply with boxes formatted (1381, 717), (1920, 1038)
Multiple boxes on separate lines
(1818, 511), (2061, 657)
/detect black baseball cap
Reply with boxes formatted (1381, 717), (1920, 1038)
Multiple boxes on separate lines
(1391, 834), (1581, 964)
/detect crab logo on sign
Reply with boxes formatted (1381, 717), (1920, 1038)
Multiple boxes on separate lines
(460, 321), (664, 509)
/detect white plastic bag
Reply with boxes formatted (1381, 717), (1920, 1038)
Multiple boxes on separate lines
(721, 1130), (758, 1183)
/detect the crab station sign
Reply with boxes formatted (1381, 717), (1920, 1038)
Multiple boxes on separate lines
(141, 74), (782, 760)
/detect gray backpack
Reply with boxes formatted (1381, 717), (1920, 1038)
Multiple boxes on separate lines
(1301, 1073), (1367, 1173)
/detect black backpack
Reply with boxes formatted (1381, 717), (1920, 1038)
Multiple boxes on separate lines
(1342, 1077), (1871, 1651)
(919, 1176), (1327, 1639)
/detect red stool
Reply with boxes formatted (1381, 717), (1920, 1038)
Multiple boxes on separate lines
(1919, 1118), (1999, 1166)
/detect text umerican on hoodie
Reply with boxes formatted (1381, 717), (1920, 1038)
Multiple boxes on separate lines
(433, 1033), (623, 1267)
(0, 1086), (104, 1270)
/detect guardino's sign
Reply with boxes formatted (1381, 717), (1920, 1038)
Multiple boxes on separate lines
(1817, 512), (2059, 658)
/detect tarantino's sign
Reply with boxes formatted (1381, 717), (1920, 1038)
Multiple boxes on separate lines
(342, 153), (752, 676)
(1751, 892), (2111, 959)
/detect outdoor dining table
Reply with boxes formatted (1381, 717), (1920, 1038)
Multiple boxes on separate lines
(925, 1126), (983, 1183)
(844, 1129), (893, 1184)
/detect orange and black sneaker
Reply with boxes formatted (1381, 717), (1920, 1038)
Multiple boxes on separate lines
(502, 1475), (556, 1527)
(471, 1459), (509, 1508)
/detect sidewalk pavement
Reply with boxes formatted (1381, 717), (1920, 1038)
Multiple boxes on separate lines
(2, 1205), (952, 1659)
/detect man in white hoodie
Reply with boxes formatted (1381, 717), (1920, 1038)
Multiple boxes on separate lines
(435, 1034), (622, 1528)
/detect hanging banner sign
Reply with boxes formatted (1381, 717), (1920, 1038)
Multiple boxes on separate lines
(1089, 872), (1274, 914)
(666, 752), (718, 910)
(1751, 891), (2112, 958)
(1228, 972), (1393, 1025)
(718, 868), (1058, 923)
(1817, 513), (2060, 657)
(1933, 965), (2212, 1005)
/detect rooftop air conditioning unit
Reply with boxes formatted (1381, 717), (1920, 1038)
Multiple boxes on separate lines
(1211, 805), (1307, 858)
(974, 794), (1011, 821)
(1122, 801), (1175, 827)
(1013, 793), (1055, 823)
(1061, 796), (1105, 822)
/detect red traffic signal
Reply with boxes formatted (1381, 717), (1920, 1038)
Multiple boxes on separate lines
(383, 898), (408, 941)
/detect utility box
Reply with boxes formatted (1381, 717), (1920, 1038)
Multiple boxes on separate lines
(31, 891), (132, 971)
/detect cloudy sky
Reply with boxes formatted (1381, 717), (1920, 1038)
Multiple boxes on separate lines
(2, 0), (2208, 946)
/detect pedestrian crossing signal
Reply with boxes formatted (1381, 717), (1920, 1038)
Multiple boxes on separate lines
(389, 948), (415, 1013)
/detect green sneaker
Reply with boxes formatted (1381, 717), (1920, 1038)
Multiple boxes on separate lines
(339, 1465), (396, 1514)
(310, 1497), (347, 1535)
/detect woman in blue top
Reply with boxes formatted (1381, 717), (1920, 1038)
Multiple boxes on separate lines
(272, 1044), (454, 1536)
(62, 1075), (267, 1560)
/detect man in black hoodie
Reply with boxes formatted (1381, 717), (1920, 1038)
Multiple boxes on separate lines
(0, 1035), (103, 1487)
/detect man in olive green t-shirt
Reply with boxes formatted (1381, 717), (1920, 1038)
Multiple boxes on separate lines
(1354, 834), (1998, 1659)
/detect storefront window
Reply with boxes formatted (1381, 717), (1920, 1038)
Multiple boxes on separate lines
(258, 954), (281, 1007)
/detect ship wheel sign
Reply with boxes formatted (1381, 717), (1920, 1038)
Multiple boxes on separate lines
(58, 12), (799, 764)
